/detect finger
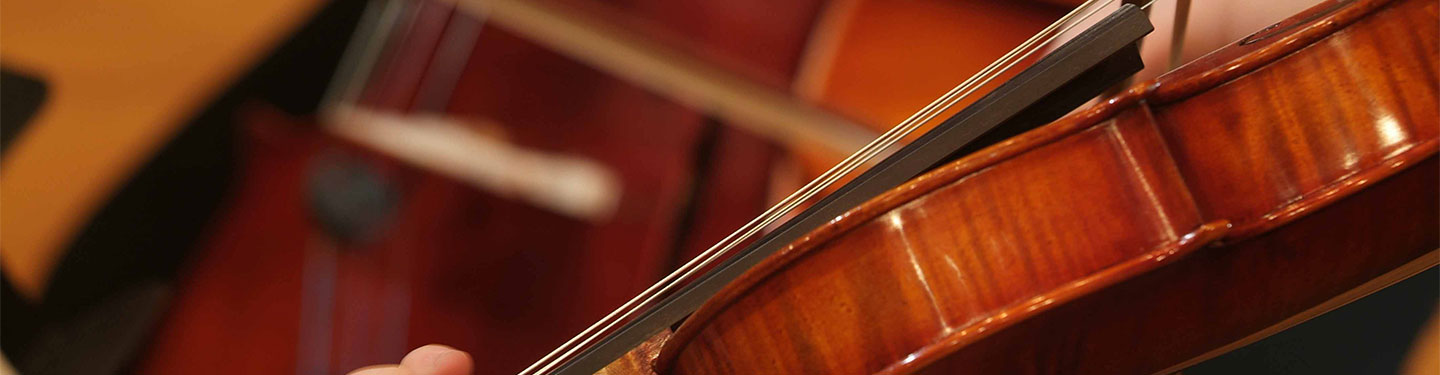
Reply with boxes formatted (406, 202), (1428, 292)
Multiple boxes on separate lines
(347, 364), (410, 375)
(399, 345), (473, 375)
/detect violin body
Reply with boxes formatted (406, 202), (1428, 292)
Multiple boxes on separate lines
(642, 0), (1438, 373)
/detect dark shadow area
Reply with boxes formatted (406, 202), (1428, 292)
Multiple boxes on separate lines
(1189, 266), (1438, 375)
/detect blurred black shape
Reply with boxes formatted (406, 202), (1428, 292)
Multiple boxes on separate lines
(307, 150), (400, 246)
(0, 68), (48, 154)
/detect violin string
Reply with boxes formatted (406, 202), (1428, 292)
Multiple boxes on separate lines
(412, 8), (489, 113)
(519, 0), (1116, 373)
(322, 0), (410, 110)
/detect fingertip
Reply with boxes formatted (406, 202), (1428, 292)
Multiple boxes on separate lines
(433, 348), (474, 375)
(401, 344), (473, 375)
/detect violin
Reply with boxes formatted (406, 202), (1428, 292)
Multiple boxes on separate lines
(120, 0), (1433, 373)
(530, 0), (1438, 373)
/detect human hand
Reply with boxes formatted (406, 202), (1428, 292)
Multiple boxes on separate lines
(348, 345), (474, 375)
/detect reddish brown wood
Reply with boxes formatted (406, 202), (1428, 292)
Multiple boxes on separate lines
(653, 0), (1439, 373)
(598, 330), (672, 375)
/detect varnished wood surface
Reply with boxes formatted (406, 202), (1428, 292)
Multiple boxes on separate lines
(649, 0), (1439, 373)
(1152, 0), (1438, 239)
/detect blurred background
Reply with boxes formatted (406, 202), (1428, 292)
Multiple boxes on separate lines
(0, 0), (1434, 374)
